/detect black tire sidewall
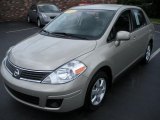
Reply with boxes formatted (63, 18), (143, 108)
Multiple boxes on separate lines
(85, 71), (110, 111)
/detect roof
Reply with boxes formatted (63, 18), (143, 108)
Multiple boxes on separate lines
(71, 4), (139, 11)
(37, 3), (56, 6)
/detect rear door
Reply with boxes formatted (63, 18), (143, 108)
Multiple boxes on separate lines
(130, 9), (149, 58)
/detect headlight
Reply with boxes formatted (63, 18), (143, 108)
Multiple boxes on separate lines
(42, 60), (87, 84)
(42, 14), (50, 20)
(6, 46), (13, 57)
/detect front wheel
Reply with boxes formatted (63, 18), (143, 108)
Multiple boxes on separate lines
(84, 71), (110, 111)
(37, 18), (41, 27)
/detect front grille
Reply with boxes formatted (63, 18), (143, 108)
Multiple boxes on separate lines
(5, 59), (51, 82)
(6, 59), (15, 74)
(6, 84), (39, 105)
(50, 16), (55, 19)
(20, 71), (49, 81)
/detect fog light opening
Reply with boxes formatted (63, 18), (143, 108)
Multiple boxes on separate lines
(46, 99), (63, 108)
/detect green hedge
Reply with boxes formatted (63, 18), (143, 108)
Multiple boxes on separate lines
(117, 0), (160, 18)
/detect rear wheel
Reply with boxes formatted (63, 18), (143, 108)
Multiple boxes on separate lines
(27, 16), (31, 23)
(143, 43), (152, 64)
(85, 71), (110, 111)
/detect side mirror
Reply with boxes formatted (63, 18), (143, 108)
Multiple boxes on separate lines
(116, 31), (131, 41)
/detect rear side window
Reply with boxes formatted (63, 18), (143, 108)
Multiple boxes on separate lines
(132, 9), (147, 30)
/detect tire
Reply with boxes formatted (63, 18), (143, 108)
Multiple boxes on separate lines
(84, 71), (110, 111)
(27, 15), (31, 23)
(37, 18), (41, 27)
(142, 43), (152, 64)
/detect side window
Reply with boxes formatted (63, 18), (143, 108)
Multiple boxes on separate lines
(132, 9), (147, 30)
(30, 5), (34, 10)
(31, 5), (37, 11)
(108, 10), (132, 42)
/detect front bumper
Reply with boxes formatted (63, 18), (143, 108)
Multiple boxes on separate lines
(40, 17), (54, 25)
(1, 59), (89, 112)
(40, 19), (50, 25)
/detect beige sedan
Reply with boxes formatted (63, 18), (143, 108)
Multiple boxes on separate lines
(1, 4), (154, 112)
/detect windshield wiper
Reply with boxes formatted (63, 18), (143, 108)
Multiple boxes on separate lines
(50, 32), (89, 40)
(41, 29), (51, 35)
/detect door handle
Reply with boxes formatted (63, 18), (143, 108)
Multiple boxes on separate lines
(133, 36), (136, 40)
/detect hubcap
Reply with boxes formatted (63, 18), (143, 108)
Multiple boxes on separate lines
(37, 19), (40, 27)
(146, 45), (151, 62)
(91, 78), (106, 106)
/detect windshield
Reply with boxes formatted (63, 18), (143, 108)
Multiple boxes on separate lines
(38, 5), (59, 13)
(43, 9), (115, 40)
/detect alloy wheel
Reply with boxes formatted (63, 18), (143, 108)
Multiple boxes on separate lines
(145, 45), (151, 62)
(91, 78), (106, 106)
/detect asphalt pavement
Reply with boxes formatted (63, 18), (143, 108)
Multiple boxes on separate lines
(0, 22), (160, 120)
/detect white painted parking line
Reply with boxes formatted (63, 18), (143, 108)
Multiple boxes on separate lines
(6, 27), (38, 33)
(155, 31), (160, 34)
(151, 48), (160, 60)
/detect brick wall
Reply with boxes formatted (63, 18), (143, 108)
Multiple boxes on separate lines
(0, 0), (117, 22)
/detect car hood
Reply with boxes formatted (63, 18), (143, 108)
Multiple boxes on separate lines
(9, 34), (96, 70)
(43, 12), (61, 17)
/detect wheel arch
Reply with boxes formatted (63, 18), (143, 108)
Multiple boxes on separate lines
(87, 65), (113, 87)
(95, 66), (112, 86)
(149, 39), (153, 51)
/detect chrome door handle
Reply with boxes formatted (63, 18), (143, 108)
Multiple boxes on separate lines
(133, 36), (136, 40)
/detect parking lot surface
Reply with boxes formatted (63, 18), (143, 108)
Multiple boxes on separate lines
(0, 22), (160, 120)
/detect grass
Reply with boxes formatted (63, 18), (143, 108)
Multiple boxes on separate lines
(150, 18), (160, 24)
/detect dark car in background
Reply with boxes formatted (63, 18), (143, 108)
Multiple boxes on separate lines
(27, 3), (61, 27)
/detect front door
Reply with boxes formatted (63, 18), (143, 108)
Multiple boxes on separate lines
(107, 10), (137, 77)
